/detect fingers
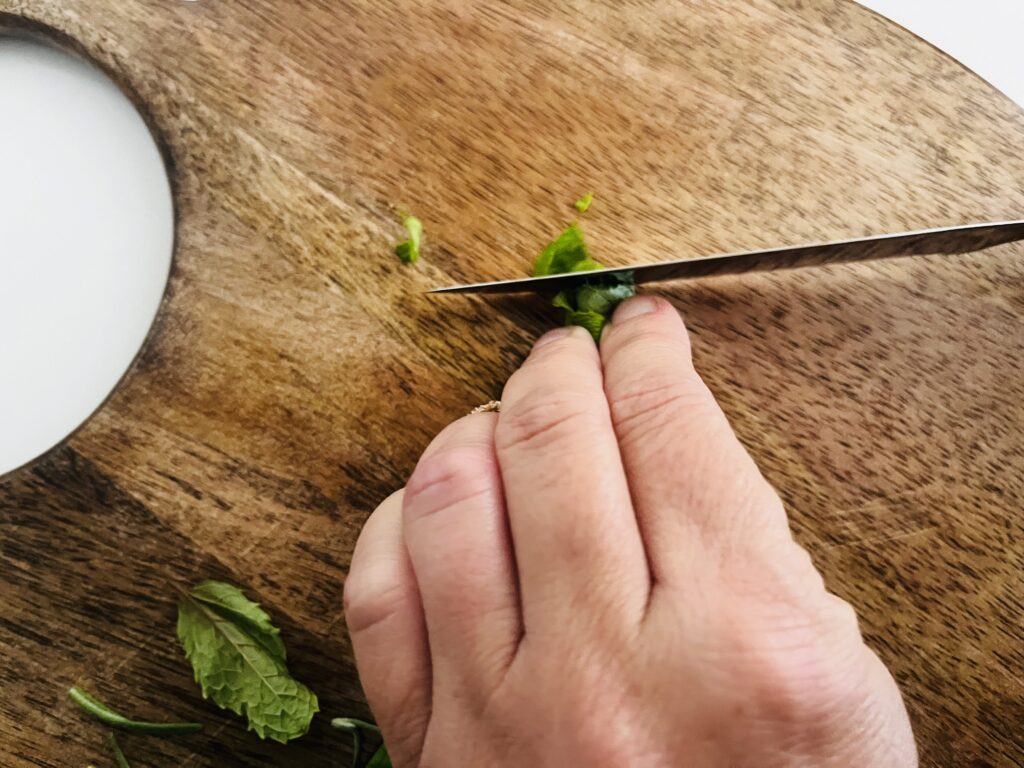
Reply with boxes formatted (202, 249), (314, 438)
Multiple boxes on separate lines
(600, 296), (789, 585)
(344, 490), (431, 766)
(496, 325), (650, 631)
(402, 413), (522, 687)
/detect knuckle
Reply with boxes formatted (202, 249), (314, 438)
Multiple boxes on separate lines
(605, 321), (692, 365)
(735, 539), (829, 607)
(343, 576), (413, 636)
(717, 599), (867, 726)
(608, 375), (712, 443)
(405, 446), (494, 520)
(496, 388), (598, 453)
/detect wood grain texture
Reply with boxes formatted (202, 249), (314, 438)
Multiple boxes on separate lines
(1, 1), (1021, 765)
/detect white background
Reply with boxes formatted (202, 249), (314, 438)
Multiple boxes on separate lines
(858, 1), (1024, 110)
(0, 38), (173, 476)
(1, 3), (1022, 477)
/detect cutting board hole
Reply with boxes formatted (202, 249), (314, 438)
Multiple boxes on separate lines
(0, 34), (174, 477)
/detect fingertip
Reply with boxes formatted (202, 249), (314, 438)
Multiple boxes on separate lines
(345, 489), (410, 632)
(602, 295), (691, 360)
(344, 487), (432, 767)
(611, 295), (664, 324)
(532, 325), (574, 352)
(529, 324), (597, 361)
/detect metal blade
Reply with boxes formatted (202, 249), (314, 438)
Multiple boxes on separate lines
(429, 219), (1024, 295)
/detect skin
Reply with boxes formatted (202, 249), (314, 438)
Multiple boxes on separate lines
(344, 296), (918, 767)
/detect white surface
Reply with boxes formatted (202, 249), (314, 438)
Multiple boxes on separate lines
(858, 0), (1024, 110)
(0, 38), (173, 475)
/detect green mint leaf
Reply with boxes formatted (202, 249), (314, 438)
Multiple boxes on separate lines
(395, 215), (422, 264)
(564, 308), (608, 340)
(575, 281), (636, 315)
(532, 223), (589, 277)
(532, 224), (635, 340)
(176, 581), (319, 743)
(366, 744), (392, 768)
(570, 258), (602, 272)
(551, 291), (574, 312)
(108, 732), (131, 768)
(574, 192), (593, 213)
(187, 580), (287, 663)
(68, 686), (202, 735)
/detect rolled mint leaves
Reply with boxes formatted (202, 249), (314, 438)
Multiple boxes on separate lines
(533, 223), (635, 340)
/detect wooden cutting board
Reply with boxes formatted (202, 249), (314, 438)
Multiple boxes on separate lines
(1, 1), (1021, 766)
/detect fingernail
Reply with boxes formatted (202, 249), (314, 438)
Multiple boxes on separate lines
(532, 326), (574, 351)
(613, 296), (659, 323)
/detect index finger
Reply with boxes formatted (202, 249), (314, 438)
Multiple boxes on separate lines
(496, 325), (651, 632)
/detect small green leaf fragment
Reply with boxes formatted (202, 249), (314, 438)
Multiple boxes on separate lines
(366, 744), (393, 768)
(564, 308), (608, 340)
(395, 216), (422, 264)
(551, 291), (573, 312)
(176, 581), (319, 743)
(575, 282), (636, 315)
(108, 733), (131, 768)
(569, 259), (602, 273)
(574, 192), (593, 213)
(532, 223), (589, 277)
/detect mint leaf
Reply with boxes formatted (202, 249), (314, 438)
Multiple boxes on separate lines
(533, 224), (636, 340)
(395, 215), (422, 264)
(176, 581), (319, 743)
(188, 580), (287, 663)
(562, 308), (607, 339)
(366, 744), (392, 768)
(532, 223), (589, 277)
(574, 192), (593, 213)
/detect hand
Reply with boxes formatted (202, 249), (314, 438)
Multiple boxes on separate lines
(344, 296), (917, 767)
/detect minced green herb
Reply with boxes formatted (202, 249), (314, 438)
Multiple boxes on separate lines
(532, 223), (635, 340)
(574, 192), (593, 213)
(395, 216), (422, 264)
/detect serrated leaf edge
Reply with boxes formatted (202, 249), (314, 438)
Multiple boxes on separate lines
(177, 594), (319, 743)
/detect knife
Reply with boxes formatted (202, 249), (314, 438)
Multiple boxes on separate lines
(429, 219), (1024, 295)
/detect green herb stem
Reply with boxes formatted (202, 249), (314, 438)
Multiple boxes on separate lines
(331, 717), (381, 768)
(109, 732), (132, 768)
(330, 717), (380, 734)
(69, 687), (203, 735)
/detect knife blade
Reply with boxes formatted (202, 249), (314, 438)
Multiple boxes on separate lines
(429, 219), (1024, 295)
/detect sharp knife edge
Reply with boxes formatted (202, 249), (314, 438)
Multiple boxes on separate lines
(429, 219), (1024, 295)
